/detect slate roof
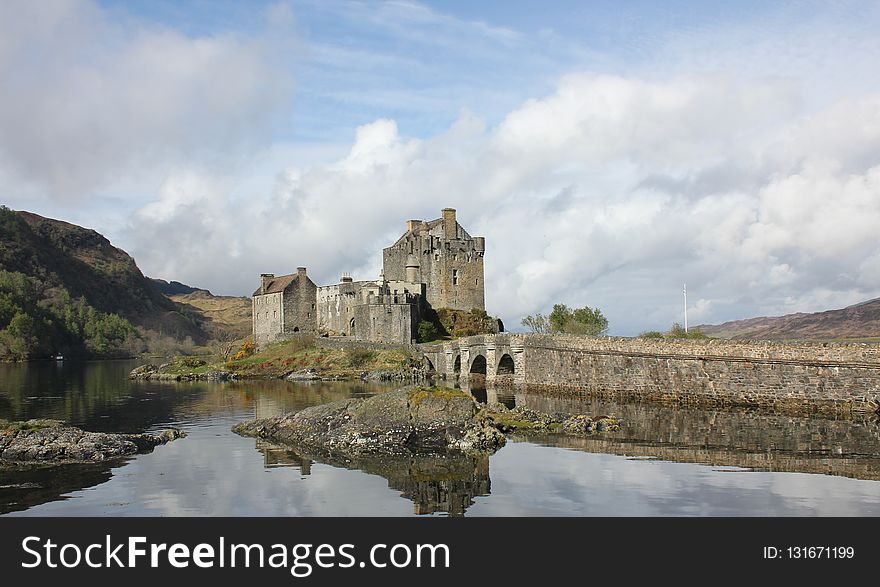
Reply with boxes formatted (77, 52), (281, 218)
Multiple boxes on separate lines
(253, 273), (298, 297)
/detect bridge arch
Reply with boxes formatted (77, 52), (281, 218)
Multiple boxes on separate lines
(497, 353), (515, 375)
(469, 354), (487, 375)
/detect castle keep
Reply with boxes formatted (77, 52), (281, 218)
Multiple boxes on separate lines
(252, 208), (485, 346)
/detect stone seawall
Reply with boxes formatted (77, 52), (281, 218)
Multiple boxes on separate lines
(421, 334), (880, 415)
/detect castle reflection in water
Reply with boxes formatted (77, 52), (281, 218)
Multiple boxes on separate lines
(249, 380), (880, 516)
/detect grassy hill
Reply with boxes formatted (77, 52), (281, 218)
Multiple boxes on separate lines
(167, 290), (252, 342)
(696, 298), (880, 341)
(0, 206), (208, 359)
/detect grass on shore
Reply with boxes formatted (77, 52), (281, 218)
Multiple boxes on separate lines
(222, 337), (418, 379)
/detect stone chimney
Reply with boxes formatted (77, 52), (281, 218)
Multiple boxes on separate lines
(260, 273), (274, 294)
(340, 273), (353, 283)
(297, 267), (307, 276)
(406, 219), (422, 232)
(442, 208), (456, 239)
(474, 236), (485, 252)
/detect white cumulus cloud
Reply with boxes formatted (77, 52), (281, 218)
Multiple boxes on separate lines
(126, 72), (880, 334)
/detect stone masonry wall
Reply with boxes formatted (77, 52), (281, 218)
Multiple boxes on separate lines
(316, 283), (358, 336)
(282, 275), (317, 335)
(422, 334), (880, 415)
(253, 292), (283, 346)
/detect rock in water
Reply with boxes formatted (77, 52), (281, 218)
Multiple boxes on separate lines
(0, 419), (186, 465)
(233, 387), (506, 455)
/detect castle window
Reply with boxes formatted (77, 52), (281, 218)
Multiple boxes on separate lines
(453, 269), (458, 285)
(475, 278), (478, 286)
(273, 311), (276, 319)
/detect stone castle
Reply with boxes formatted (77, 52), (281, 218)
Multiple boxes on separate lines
(252, 208), (485, 346)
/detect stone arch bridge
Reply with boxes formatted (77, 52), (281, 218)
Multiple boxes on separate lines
(420, 334), (523, 385)
(418, 334), (880, 414)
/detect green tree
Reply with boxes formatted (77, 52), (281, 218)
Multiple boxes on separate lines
(417, 320), (439, 342)
(639, 330), (665, 339)
(8, 312), (36, 352)
(666, 322), (709, 339)
(521, 313), (549, 333)
(548, 303), (608, 335)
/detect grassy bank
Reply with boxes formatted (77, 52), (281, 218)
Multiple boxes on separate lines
(183, 337), (418, 379)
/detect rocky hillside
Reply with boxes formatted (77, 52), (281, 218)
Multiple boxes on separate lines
(167, 289), (252, 341)
(0, 206), (208, 358)
(697, 298), (880, 341)
(151, 278), (208, 296)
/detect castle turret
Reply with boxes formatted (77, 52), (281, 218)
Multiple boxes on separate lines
(405, 255), (420, 283)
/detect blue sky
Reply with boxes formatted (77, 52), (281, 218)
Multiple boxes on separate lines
(2, 1), (880, 334)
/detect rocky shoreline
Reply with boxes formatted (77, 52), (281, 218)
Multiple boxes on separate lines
(130, 363), (429, 383)
(233, 386), (621, 458)
(234, 387), (505, 456)
(129, 363), (238, 381)
(0, 419), (186, 466)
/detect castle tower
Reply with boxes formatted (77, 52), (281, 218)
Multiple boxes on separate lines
(382, 208), (484, 312)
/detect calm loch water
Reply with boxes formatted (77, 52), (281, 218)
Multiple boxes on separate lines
(1, 360), (879, 516)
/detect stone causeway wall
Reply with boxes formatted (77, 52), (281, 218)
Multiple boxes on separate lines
(419, 334), (880, 415)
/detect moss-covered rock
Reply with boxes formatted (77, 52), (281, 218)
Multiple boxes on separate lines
(233, 387), (505, 455)
(483, 405), (621, 436)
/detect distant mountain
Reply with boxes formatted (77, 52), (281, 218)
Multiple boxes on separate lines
(696, 298), (880, 341)
(151, 278), (209, 296)
(165, 290), (252, 341)
(0, 206), (208, 358)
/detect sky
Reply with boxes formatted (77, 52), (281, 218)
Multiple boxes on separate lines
(2, 0), (880, 335)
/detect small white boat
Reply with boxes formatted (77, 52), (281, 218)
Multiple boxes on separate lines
(54, 354), (64, 361)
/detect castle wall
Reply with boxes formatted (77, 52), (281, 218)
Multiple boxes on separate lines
(354, 301), (421, 344)
(316, 282), (363, 336)
(252, 292), (284, 346)
(317, 279), (424, 338)
(282, 275), (317, 335)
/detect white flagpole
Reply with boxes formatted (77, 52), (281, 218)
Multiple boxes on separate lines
(683, 283), (688, 333)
